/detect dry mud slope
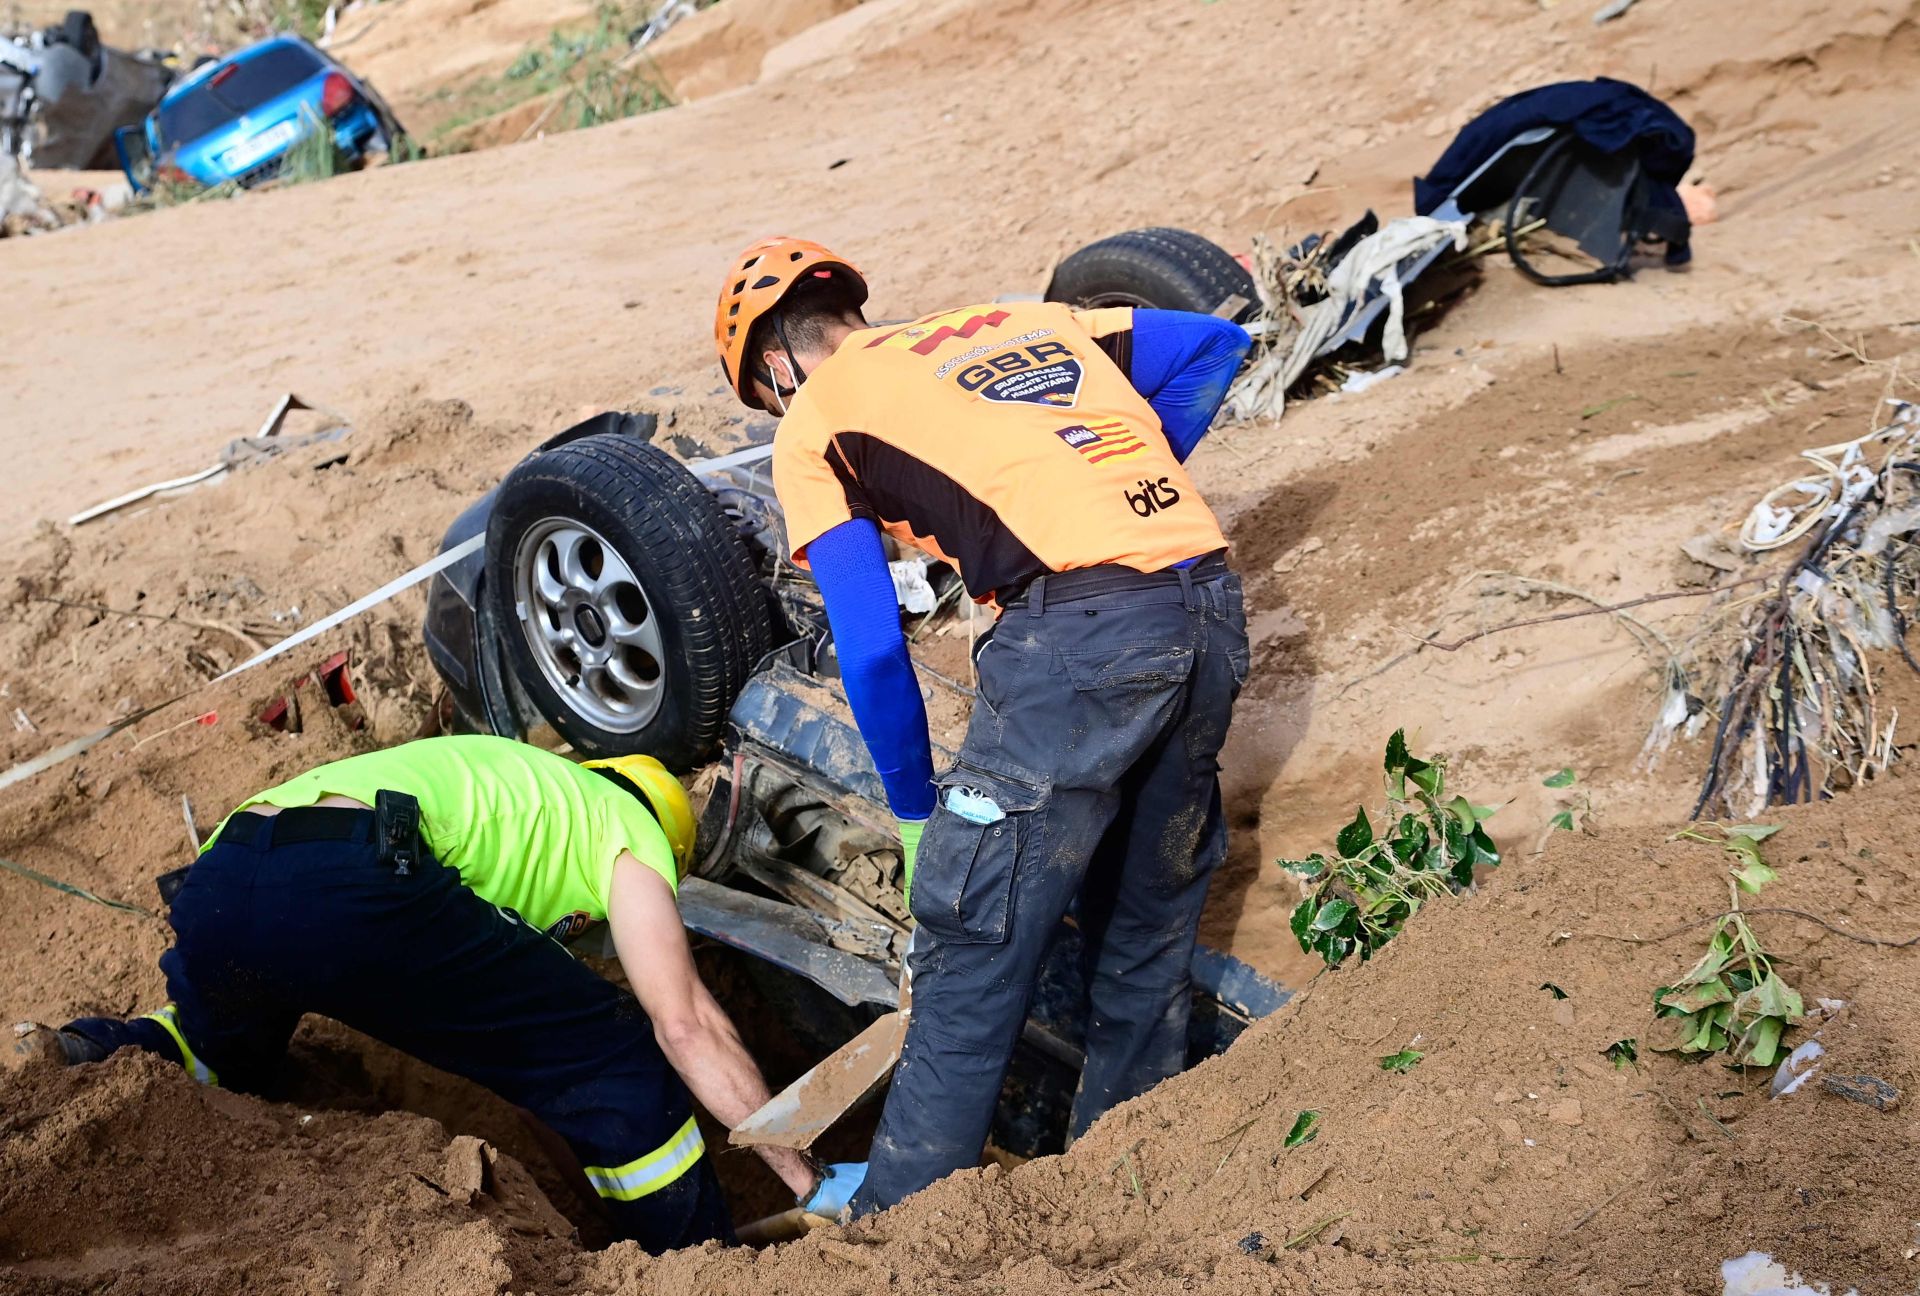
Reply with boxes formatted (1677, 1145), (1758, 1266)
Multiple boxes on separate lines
(2, 0), (1920, 1291)
(3, 781), (1917, 1294)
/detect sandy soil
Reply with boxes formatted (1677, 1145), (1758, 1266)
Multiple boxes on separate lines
(3, 0), (1920, 1290)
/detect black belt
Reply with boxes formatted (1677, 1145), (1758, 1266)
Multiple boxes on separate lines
(158, 792), (426, 906)
(220, 805), (378, 848)
(1001, 551), (1230, 612)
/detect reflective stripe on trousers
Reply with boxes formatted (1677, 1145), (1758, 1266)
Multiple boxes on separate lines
(140, 1003), (219, 1086)
(582, 1114), (705, 1202)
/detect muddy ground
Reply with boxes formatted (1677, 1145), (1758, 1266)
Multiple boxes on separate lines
(3, 0), (1919, 1291)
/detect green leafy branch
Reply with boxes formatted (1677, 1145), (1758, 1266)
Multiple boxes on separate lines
(1649, 823), (1802, 1068)
(1279, 730), (1501, 967)
(1543, 766), (1592, 834)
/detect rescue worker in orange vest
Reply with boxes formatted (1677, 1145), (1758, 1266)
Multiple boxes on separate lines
(713, 238), (1253, 1215)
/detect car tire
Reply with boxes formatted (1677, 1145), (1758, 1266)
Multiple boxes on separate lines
(451, 586), (539, 741)
(1045, 227), (1258, 322)
(485, 434), (773, 769)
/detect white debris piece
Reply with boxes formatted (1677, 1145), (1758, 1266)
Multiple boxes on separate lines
(1339, 364), (1404, 394)
(1769, 1040), (1825, 1098)
(1721, 1251), (1858, 1296)
(1227, 216), (1468, 423)
(889, 558), (938, 614)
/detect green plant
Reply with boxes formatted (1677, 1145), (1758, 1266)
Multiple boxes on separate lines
(569, 64), (672, 129)
(1280, 731), (1500, 967)
(429, 2), (672, 142)
(276, 110), (342, 187)
(269, 0), (333, 40)
(1649, 823), (1802, 1067)
(1283, 1111), (1321, 1148)
(1672, 822), (1781, 893)
(1543, 766), (1590, 832)
(1603, 1038), (1638, 1070)
(1379, 1049), (1424, 1073)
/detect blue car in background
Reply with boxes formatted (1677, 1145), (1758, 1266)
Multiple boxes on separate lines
(114, 34), (402, 191)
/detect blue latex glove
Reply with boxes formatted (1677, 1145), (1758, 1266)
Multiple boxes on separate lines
(801, 1161), (868, 1219)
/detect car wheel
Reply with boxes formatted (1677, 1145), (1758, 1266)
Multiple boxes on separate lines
(1045, 227), (1259, 322)
(485, 434), (773, 769)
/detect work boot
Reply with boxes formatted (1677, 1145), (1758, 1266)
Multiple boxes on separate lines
(4, 1022), (107, 1073)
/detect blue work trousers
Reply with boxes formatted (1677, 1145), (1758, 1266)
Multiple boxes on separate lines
(65, 808), (732, 1253)
(853, 563), (1249, 1216)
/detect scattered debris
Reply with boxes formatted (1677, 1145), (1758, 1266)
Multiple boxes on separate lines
(70, 394), (352, 526)
(1339, 364), (1403, 394)
(1673, 399), (1920, 816)
(1820, 1074), (1900, 1112)
(1721, 1251), (1861, 1296)
(0, 855), (156, 917)
(1769, 1039), (1826, 1097)
(1228, 216), (1468, 423)
(1591, 0), (1641, 23)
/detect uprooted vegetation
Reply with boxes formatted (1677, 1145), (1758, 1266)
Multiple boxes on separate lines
(1280, 730), (1502, 967)
(424, 1), (676, 149)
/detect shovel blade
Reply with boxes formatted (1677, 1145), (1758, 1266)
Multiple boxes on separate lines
(730, 1009), (907, 1150)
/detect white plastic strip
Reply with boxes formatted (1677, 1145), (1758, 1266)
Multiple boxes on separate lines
(213, 533), (483, 682)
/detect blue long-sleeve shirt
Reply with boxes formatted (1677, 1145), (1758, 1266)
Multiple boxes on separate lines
(809, 308), (1248, 819)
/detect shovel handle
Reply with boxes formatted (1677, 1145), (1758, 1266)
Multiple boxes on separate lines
(737, 1206), (833, 1245)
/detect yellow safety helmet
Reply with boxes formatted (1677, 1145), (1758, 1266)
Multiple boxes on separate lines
(582, 754), (697, 879)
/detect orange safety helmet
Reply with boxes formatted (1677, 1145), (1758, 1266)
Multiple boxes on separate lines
(714, 237), (868, 407)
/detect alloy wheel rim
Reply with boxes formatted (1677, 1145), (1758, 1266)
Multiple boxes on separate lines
(511, 517), (666, 732)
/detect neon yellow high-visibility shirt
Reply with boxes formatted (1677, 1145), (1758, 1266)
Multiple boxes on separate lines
(209, 735), (677, 938)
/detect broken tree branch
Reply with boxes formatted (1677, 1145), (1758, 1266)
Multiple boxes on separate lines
(1411, 577), (1772, 653)
(31, 596), (270, 654)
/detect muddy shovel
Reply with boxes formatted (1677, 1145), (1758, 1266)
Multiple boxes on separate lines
(732, 950), (913, 1153)
(730, 1007), (908, 1150)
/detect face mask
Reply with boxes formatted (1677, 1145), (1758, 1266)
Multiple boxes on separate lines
(765, 355), (796, 416)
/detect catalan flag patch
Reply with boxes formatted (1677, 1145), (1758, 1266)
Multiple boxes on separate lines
(1054, 421), (1146, 464)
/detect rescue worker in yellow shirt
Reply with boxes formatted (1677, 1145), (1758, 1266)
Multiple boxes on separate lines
(713, 237), (1252, 1215)
(12, 735), (866, 1249)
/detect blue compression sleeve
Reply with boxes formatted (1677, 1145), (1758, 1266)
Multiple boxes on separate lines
(806, 518), (937, 819)
(1128, 309), (1253, 462)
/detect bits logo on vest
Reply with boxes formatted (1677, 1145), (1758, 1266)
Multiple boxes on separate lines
(1125, 477), (1183, 517)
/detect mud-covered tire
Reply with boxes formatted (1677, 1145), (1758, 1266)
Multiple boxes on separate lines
(1045, 227), (1258, 322)
(485, 434), (772, 769)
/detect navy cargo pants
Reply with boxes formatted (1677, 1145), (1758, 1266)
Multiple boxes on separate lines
(64, 809), (733, 1254)
(852, 558), (1249, 1216)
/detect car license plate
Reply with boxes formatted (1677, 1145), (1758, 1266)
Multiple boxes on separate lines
(221, 120), (300, 172)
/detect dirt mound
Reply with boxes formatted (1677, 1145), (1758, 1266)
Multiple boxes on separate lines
(3, 778), (1912, 1294)
(0, 1050), (580, 1293)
